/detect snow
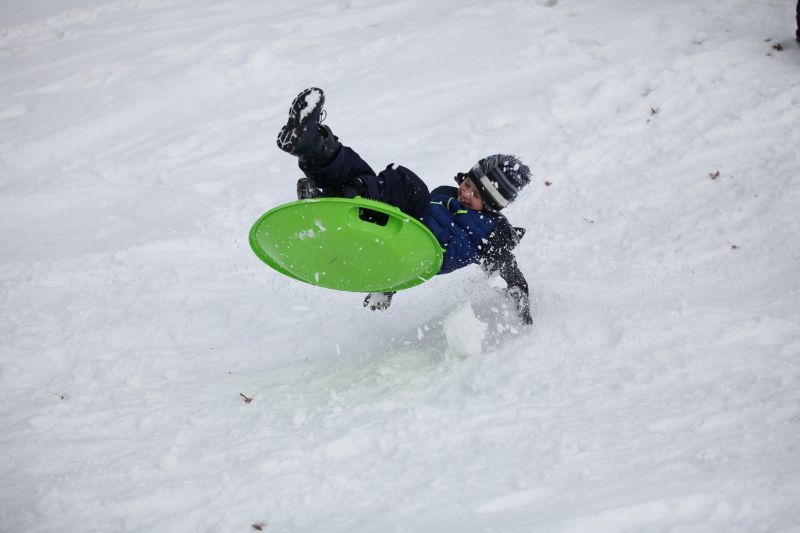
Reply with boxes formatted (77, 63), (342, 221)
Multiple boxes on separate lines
(443, 302), (487, 358)
(1, 0), (800, 531)
(298, 89), (322, 122)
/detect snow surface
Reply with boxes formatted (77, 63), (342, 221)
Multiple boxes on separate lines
(2, 0), (800, 531)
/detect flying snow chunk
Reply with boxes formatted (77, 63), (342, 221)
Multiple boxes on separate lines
(443, 301), (487, 357)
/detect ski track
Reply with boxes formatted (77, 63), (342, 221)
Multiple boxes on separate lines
(1, 0), (800, 531)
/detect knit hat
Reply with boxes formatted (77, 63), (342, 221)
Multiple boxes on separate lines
(457, 154), (532, 211)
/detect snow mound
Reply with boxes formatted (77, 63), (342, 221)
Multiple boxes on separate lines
(443, 301), (488, 358)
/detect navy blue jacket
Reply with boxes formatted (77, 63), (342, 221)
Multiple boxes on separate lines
(423, 191), (497, 274)
(423, 186), (528, 294)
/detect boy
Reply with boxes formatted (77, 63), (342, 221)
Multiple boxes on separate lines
(277, 88), (533, 324)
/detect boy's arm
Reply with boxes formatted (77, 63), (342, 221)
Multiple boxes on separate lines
(480, 221), (533, 325)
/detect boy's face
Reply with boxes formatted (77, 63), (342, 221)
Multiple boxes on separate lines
(458, 177), (484, 211)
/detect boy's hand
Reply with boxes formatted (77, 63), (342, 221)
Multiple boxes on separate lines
(505, 286), (533, 325)
(364, 292), (395, 311)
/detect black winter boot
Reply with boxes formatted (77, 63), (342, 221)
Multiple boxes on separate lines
(277, 88), (341, 167)
(296, 177), (322, 200)
(297, 174), (365, 200)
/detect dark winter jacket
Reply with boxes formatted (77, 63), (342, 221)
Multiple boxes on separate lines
(423, 186), (529, 294)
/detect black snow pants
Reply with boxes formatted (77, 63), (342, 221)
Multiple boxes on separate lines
(299, 146), (431, 221)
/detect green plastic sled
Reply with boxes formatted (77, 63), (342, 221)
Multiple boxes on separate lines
(249, 197), (444, 293)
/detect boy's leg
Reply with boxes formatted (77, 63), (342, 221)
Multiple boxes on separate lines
(303, 157), (430, 220)
(277, 87), (375, 197)
(361, 165), (430, 220)
(299, 141), (376, 195)
(277, 88), (429, 218)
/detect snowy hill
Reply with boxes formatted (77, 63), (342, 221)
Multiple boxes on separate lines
(2, 1), (799, 531)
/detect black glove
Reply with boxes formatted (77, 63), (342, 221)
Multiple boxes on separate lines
(363, 291), (395, 311)
(505, 286), (533, 325)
